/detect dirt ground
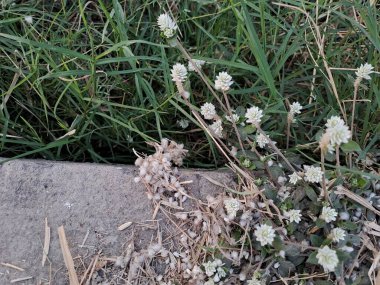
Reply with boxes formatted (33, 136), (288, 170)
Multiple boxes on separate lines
(0, 159), (232, 284)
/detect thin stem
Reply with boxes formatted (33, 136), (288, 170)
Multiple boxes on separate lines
(255, 124), (297, 173)
(174, 80), (239, 165)
(351, 77), (361, 135)
(174, 38), (228, 113)
(349, 77), (361, 168)
(320, 151), (328, 202)
(286, 114), (292, 149)
(222, 91), (245, 153)
(335, 145), (341, 176)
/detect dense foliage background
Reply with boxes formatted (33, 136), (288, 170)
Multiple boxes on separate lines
(0, 0), (379, 167)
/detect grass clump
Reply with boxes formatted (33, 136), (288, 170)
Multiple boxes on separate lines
(0, 0), (378, 167)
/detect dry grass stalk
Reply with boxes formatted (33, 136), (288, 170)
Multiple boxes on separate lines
(0, 263), (24, 272)
(42, 217), (50, 267)
(335, 186), (380, 216)
(10, 276), (33, 283)
(273, 2), (347, 123)
(79, 258), (94, 285)
(118, 221), (133, 231)
(57, 226), (80, 285)
(85, 251), (101, 285)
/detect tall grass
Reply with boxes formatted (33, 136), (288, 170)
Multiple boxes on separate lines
(0, 0), (378, 167)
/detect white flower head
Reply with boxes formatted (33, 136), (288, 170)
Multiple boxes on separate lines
(24, 16), (33, 24)
(304, 165), (323, 183)
(323, 116), (351, 152)
(316, 246), (339, 272)
(355, 63), (374, 80)
(325, 116), (345, 129)
(289, 102), (302, 115)
(209, 120), (223, 138)
(177, 119), (189, 129)
(171, 63), (187, 82)
(254, 224), (276, 246)
(225, 112), (240, 123)
(201, 102), (216, 120)
(224, 198), (241, 218)
(330, 228), (346, 243)
(203, 260), (217, 277)
(256, 133), (269, 148)
(245, 106), (263, 125)
(215, 71), (233, 92)
(204, 280), (215, 285)
(320, 206), (338, 223)
(157, 13), (178, 38)
(216, 266), (226, 278)
(284, 209), (302, 224)
(289, 172), (302, 185)
(326, 124), (351, 148)
(188, 59), (206, 71)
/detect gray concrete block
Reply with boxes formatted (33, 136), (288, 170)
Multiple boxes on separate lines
(0, 159), (232, 284)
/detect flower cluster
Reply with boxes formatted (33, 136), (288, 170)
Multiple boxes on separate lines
(225, 112), (240, 124)
(171, 63), (187, 82)
(283, 209), (302, 224)
(288, 172), (301, 185)
(202, 259), (226, 283)
(289, 101), (302, 115)
(254, 224), (276, 246)
(304, 165), (323, 183)
(224, 198), (241, 219)
(157, 13), (178, 38)
(188, 59), (206, 72)
(209, 120), (223, 138)
(255, 133), (269, 148)
(355, 63), (374, 80)
(330, 228), (346, 243)
(321, 116), (351, 153)
(320, 206), (337, 223)
(214, 72), (233, 92)
(245, 106), (263, 125)
(316, 246), (339, 272)
(201, 103), (217, 120)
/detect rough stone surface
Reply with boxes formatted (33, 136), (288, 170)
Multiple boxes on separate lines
(0, 159), (233, 284)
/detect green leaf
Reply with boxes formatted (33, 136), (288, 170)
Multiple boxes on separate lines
(338, 221), (358, 231)
(278, 260), (296, 277)
(315, 219), (326, 228)
(242, 124), (256, 135)
(341, 140), (362, 153)
(337, 249), (351, 262)
(305, 186), (318, 202)
(284, 244), (300, 257)
(310, 234), (324, 247)
(272, 236), (284, 251)
(306, 251), (318, 265)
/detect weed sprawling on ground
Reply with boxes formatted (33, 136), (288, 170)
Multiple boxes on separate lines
(1, 0), (380, 284)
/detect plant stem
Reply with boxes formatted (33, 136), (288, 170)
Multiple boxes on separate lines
(174, 38), (228, 113)
(222, 91), (245, 153)
(320, 151), (329, 201)
(286, 113), (292, 149)
(349, 77), (361, 168)
(255, 124), (297, 173)
(335, 145), (341, 176)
